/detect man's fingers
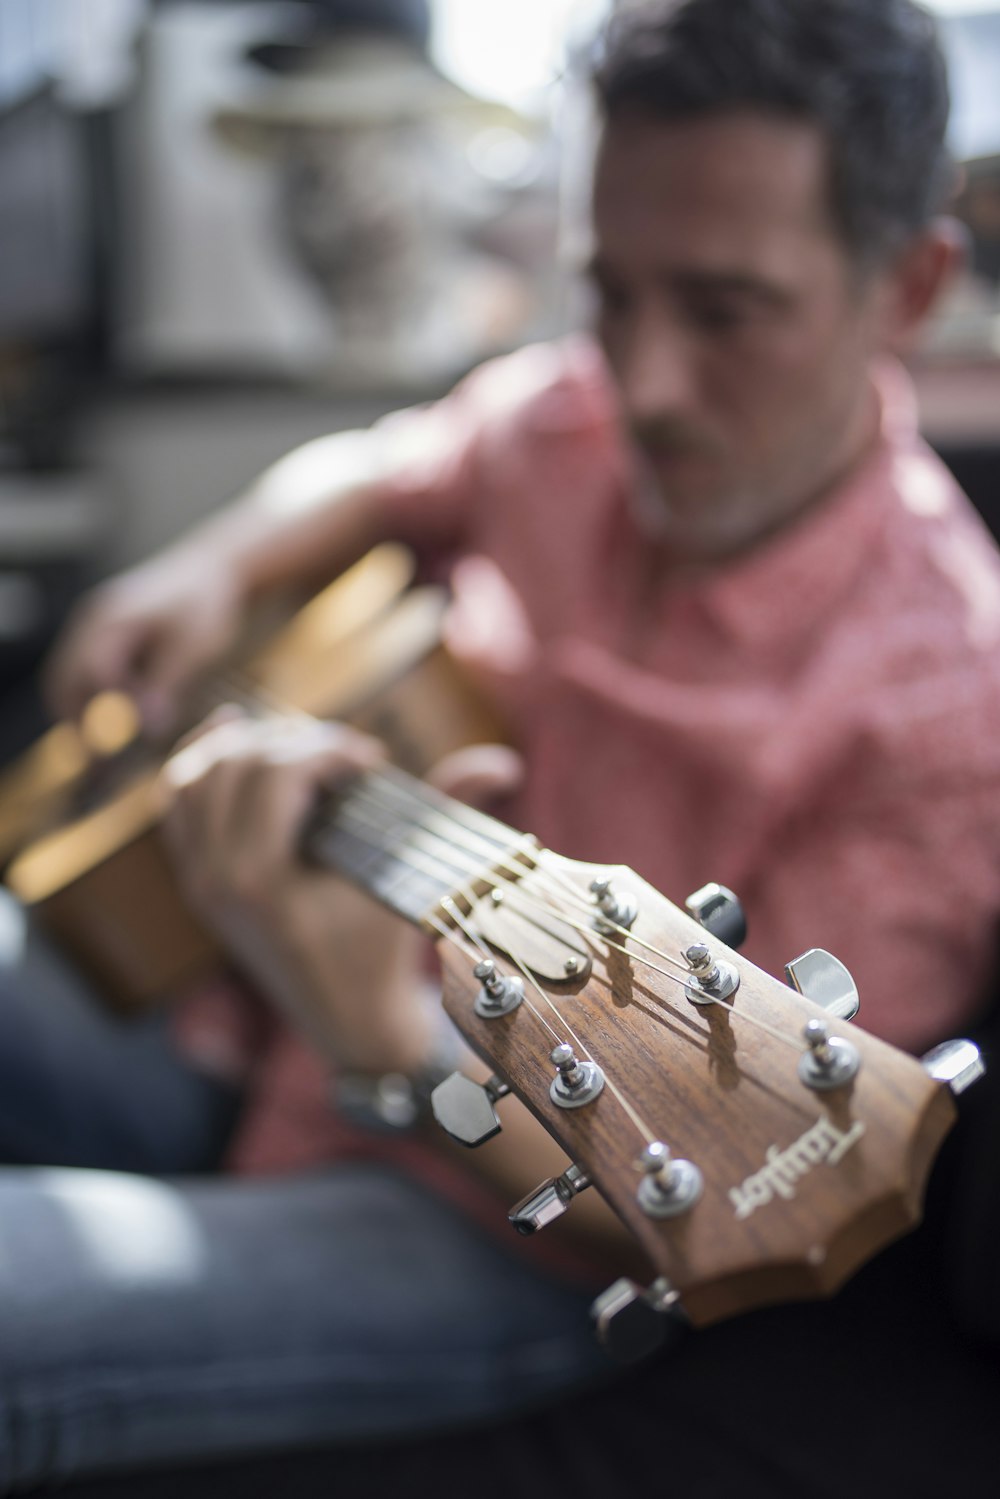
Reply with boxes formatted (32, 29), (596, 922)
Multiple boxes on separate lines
(426, 743), (525, 810)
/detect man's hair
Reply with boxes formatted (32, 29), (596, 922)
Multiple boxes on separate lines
(592, 0), (953, 265)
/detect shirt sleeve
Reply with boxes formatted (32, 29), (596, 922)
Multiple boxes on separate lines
(368, 353), (512, 554)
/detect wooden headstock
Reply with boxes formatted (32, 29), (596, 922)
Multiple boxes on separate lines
(435, 850), (959, 1328)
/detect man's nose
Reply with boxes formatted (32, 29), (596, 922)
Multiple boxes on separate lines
(615, 311), (696, 427)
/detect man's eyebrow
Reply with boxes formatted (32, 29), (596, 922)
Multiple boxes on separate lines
(669, 271), (794, 306)
(583, 258), (794, 306)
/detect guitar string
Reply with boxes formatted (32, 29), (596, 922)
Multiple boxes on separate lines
(330, 787), (805, 1054)
(335, 794), (596, 961)
(334, 790), (696, 1000)
(208, 670), (810, 1053)
(213, 665), (713, 978)
(435, 898), (564, 1048)
(426, 907), (657, 1145)
(196, 673), (660, 1121)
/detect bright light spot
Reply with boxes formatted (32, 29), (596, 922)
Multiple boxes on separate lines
(33, 1168), (206, 1283)
(927, 1), (1000, 14)
(430, 0), (605, 110)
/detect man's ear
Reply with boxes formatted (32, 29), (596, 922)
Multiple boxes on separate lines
(879, 216), (967, 355)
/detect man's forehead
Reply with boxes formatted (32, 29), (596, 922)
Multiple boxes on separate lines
(592, 108), (841, 255)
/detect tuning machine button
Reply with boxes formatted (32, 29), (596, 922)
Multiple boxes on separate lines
(685, 882), (747, 949)
(785, 948), (860, 1021)
(636, 1141), (703, 1218)
(431, 1071), (510, 1147)
(591, 1276), (683, 1362)
(550, 1043), (605, 1109)
(509, 1163), (591, 1235)
(798, 1018), (860, 1092)
(683, 942), (739, 1005)
(472, 959), (524, 1019)
(590, 878), (638, 935)
(921, 1038), (985, 1095)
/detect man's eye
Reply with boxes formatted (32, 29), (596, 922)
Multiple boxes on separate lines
(591, 277), (630, 315)
(687, 301), (750, 331)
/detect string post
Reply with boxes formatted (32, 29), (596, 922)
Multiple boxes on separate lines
(684, 941), (740, 1006)
(684, 942), (720, 986)
(798, 1017), (861, 1092)
(636, 1139), (703, 1219)
(589, 877), (638, 935)
(549, 1042), (605, 1110)
(472, 958), (524, 1019)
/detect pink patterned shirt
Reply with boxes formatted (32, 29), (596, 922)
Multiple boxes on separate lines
(183, 335), (1000, 1185)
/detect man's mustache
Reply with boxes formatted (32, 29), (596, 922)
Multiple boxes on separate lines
(630, 421), (723, 458)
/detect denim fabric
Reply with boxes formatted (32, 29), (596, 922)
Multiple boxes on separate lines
(0, 896), (612, 1490)
(0, 1164), (611, 1491)
(0, 892), (240, 1174)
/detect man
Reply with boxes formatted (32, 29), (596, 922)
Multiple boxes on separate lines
(3, 0), (1000, 1489)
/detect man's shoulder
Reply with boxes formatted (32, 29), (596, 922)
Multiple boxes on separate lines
(455, 335), (617, 436)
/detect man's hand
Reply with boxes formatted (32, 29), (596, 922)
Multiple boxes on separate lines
(44, 548), (248, 739)
(160, 711), (523, 1075)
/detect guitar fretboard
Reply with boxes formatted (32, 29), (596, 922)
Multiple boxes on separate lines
(303, 767), (529, 926)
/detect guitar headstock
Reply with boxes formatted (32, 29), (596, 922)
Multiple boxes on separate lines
(432, 849), (965, 1329)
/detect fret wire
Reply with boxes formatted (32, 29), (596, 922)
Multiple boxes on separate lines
(310, 824), (445, 920)
(322, 807), (489, 903)
(334, 789), (434, 863)
(355, 771), (520, 864)
(338, 786), (507, 884)
(343, 798), (598, 963)
(378, 761), (523, 850)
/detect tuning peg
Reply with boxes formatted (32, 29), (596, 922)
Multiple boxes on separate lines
(589, 877), (638, 934)
(921, 1038), (985, 1095)
(590, 1276), (683, 1363)
(685, 882), (747, 949)
(472, 959), (524, 1019)
(797, 1017), (861, 1091)
(430, 1071), (510, 1147)
(509, 1163), (591, 1235)
(549, 1043), (605, 1108)
(785, 948), (860, 1021)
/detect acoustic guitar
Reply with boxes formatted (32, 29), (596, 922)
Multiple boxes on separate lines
(300, 756), (982, 1352)
(0, 544), (982, 1346)
(0, 543), (504, 1010)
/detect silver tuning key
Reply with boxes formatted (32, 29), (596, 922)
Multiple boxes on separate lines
(589, 877), (638, 934)
(798, 1017), (860, 1091)
(549, 1044), (605, 1108)
(509, 1163), (591, 1235)
(636, 1141), (703, 1218)
(431, 1071), (510, 1147)
(921, 1038), (985, 1095)
(785, 948), (860, 1022)
(472, 959), (524, 1019)
(591, 1277), (682, 1362)
(685, 882), (747, 949)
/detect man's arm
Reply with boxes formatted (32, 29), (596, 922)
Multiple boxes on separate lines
(43, 424), (433, 737)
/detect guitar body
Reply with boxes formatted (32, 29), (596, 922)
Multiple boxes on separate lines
(1, 545), (505, 1011)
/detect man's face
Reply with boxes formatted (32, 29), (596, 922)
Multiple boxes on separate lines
(590, 111), (893, 560)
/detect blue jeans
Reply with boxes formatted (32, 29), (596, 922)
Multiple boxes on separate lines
(0, 896), (612, 1491)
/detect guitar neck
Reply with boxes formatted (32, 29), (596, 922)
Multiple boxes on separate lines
(302, 767), (532, 926)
